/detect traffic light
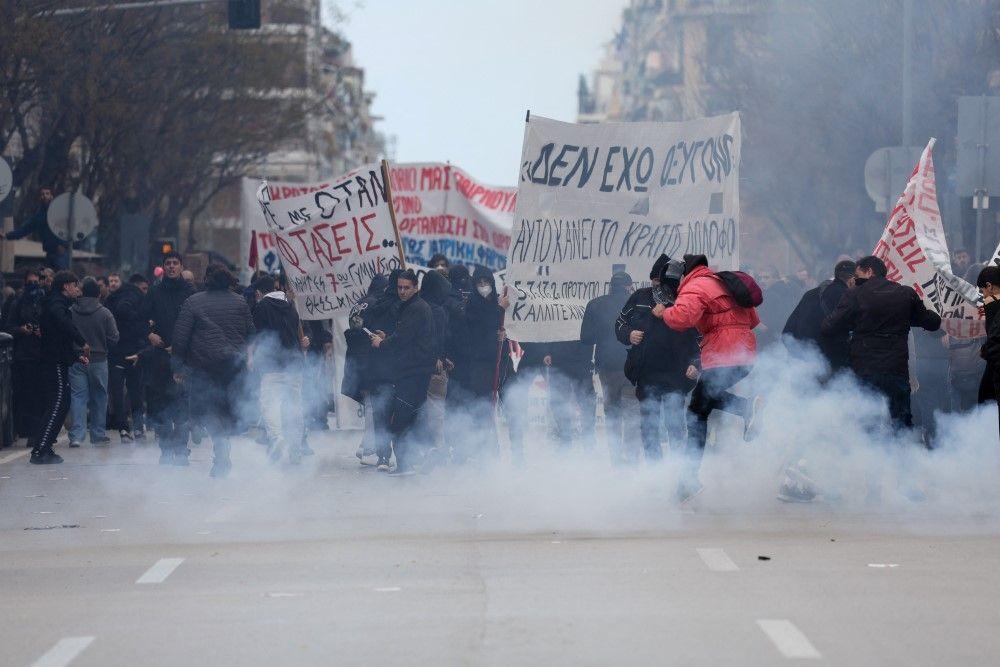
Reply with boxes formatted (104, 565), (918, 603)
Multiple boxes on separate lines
(228, 0), (260, 29)
(157, 237), (177, 258)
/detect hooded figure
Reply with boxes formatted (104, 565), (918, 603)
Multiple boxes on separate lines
(418, 269), (452, 456)
(615, 255), (700, 462)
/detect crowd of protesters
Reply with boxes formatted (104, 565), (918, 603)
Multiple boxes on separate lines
(0, 253), (333, 477)
(3, 238), (998, 503)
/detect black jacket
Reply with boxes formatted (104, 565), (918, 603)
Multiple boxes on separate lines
(463, 267), (504, 365)
(616, 286), (699, 389)
(822, 276), (941, 377)
(172, 288), (254, 372)
(782, 278), (851, 370)
(342, 277), (391, 400)
(39, 292), (86, 366)
(420, 270), (452, 363)
(105, 283), (149, 360)
(981, 300), (1000, 369)
(252, 294), (302, 366)
(581, 290), (630, 373)
(146, 277), (195, 346)
(2, 286), (45, 362)
(377, 295), (436, 380)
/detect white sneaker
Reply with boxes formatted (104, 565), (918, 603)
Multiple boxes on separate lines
(744, 395), (765, 442)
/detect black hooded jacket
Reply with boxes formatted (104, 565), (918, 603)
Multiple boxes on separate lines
(146, 276), (195, 346)
(106, 282), (149, 360)
(252, 293), (302, 366)
(419, 270), (451, 363)
(39, 291), (86, 366)
(822, 275), (941, 376)
(342, 275), (390, 400)
(581, 282), (631, 373)
(2, 285), (45, 362)
(377, 294), (436, 380)
(463, 266), (505, 364)
(616, 287), (700, 389)
(782, 278), (851, 370)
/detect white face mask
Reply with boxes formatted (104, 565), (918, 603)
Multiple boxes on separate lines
(477, 284), (493, 298)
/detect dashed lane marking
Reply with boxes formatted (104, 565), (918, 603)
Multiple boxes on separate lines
(136, 558), (185, 584)
(696, 548), (739, 571)
(757, 619), (821, 659)
(30, 636), (95, 667)
(0, 450), (29, 465)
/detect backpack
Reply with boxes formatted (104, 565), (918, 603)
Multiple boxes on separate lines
(715, 271), (763, 308)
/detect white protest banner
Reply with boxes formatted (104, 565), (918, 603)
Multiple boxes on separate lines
(505, 112), (741, 342)
(388, 162), (515, 270)
(873, 138), (984, 339)
(256, 161), (404, 321)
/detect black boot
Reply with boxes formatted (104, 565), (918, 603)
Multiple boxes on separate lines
(29, 448), (63, 465)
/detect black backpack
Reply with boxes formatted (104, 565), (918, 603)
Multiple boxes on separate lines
(715, 271), (764, 308)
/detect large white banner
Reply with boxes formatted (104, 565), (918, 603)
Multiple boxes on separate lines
(504, 113), (742, 342)
(256, 163), (404, 321)
(388, 162), (515, 271)
(873, 139), (984, 339)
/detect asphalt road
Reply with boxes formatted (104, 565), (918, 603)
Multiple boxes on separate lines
(2, 429), (1000, 666)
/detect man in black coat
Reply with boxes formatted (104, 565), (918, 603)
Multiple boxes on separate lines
(616, 254), (700, 461)
(823, 255), (941, 434)
(30, 272), (88, 464)
(371, 269), (436, 474)
(418, 269), (452, 456)
(2, 267), (46, 440)
(144, 251), (196, 464)
(344, 274), (390, 464)
(783, 259), (855, 373)
(581, 272), (638, 464)
(106, 273), (149, 441)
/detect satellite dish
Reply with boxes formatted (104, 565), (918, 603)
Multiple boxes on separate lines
(0, 158), (11, 203)
(47, 191), (99, 242)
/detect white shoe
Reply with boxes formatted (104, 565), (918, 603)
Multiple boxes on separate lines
(744, 395), (765, 442)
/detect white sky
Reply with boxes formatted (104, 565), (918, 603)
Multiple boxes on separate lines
(336, 0), (628, 187)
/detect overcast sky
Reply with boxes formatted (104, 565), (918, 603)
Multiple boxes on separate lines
(337, 0), (628, 187)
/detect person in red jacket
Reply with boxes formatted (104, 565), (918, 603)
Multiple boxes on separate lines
(653, 254), (764, 501)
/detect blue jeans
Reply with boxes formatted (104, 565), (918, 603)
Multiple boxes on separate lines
(69, 360), (109, 442)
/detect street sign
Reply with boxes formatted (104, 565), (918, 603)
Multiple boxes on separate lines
(47, 191), (98, 242)
(0, 157), (11, 203)
(864, 146), (923, 213)
(957, 96), (1000, 196)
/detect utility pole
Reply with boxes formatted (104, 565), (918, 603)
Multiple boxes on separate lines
(902, 0), (913, 148)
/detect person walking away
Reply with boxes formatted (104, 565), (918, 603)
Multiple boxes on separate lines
(1, 188), (71, 270)
(251, 275), (308, 464)
(68, 278), (118, 447)
(30, 272), (89, 464)
(782, 260), (856, 374)
(145, 252), (196, 464)
(171, 264), (253, 478)
(976, 265), (1000, 436)
(417, 269), (452, 463)
(545, 339), (597, 450)
(616, 256), (700, 463)
(2, 268), (46, 441)
(823, 255), (941, 500)
(656, 254), (763, 502)
(106, 274), (149, 441)
(582, 272), (640, 463)
(370, 270), (436, 474)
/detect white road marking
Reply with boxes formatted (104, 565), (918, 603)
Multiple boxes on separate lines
(30, 636), (95, 667)
(696, 548), (739, 571)
(99, 528), (120, 533)
(868, 563), (900, 568)
(136, 558), (185, 584)
(374, 587), (401, 592)
(757, 619), (821, 659)
(0, 449), (29, 465)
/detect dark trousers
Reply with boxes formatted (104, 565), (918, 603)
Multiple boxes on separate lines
(636, 382), (686, 461)
(146, 352), (188, 453)
(684, 366), (750, 478)
(109, 361), (144, 432)
(31, 362), (71, 454)
(860, 373), (913, 433)
(548, 370), (596, 448)
(13, 359), (45, 438)
(189, 361), (242, 463)
(977, 365), (1000, 438)
(388, 373), (431, 470)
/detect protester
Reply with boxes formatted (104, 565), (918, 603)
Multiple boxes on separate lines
(171, 264), (253, 478)
(370, 269), (436, 474)
(106, 273), (149, 441)
(108, 273), (121, 294)
(976, 265), (1000, 436)
(656, 254), (763, 502)
(3, 267), (46, 441)
(429, 253), (450, 275)
(782, 259), (856, 373)
(363, 270), (403, 468)
(144, 251), (196, 464)
(251, 274), (308, 464)
(95, 276), (110, 302)
(343, 274), (390, 464)
(616, 256), (700, 462)
(417, 268), (452, 459)
(823, 255), (942, 436)
(2, 188), (70, 269)
(545, 338), (596, 450)
(30, 271), (88, 464)
(68, 277), (119, 447)
(754, 266), (796, 349)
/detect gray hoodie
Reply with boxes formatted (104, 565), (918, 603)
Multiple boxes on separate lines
(70, 296), (119, 363)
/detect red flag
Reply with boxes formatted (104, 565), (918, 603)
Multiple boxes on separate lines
(248, 229), (259, 269)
